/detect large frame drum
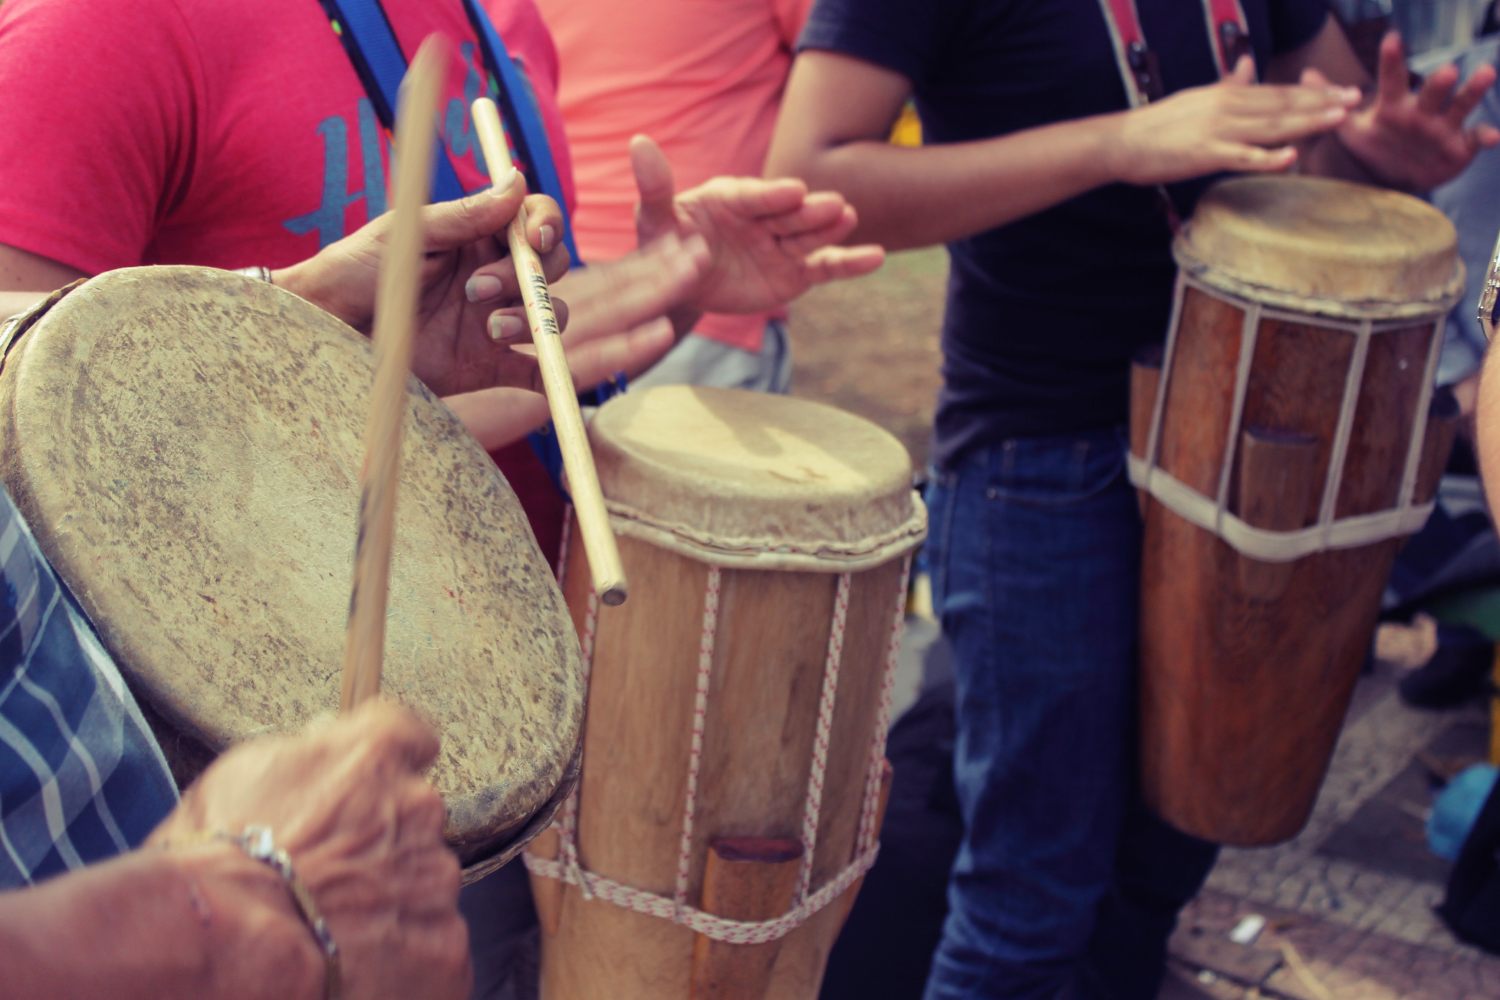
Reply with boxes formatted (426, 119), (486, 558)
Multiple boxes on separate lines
(0, 266), (584, 880)
(1128, 176), (1462, 846)
(525, 386), (926, 999)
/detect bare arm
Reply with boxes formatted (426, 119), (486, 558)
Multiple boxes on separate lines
(1477, 339), (1500, 503)
(766, 51), (1359, 251)
(0, 840), (320, 1000)
(0, 245), (84, 295)
(1, 700), (469, 1000)
(1, 291), (45, 319)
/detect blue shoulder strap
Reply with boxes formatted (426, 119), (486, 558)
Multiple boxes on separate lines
(317, 0), (467, 202)
(461, 0), (580, 265)
(317, 0), (612, 493)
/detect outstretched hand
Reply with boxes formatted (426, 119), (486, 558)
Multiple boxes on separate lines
(1108, 55), (1361, 185)
(631, 134), (884, 319)
(1310, 31), (1500, 192)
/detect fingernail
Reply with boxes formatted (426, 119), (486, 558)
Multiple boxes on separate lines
(489, 166), (520, 194)
(466, 275), (504, 303)
(539, 225), (555, 255)
(489, 313), (527, 342)
(1324, 106), (1348, 122)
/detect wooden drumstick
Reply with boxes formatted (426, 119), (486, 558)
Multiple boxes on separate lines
(470, 96), (628, 607)
(340, 36), (449, 712)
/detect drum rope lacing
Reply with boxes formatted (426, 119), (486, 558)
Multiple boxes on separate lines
(525, 515), (910, 944)
(1126, 270), (1445, 562)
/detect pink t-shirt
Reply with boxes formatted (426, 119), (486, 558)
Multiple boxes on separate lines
(0, 0), (576, 559)
(536, 0), (811, 351)
(0, 0), (574, 273)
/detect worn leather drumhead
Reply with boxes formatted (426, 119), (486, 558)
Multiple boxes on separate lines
(585, 386), (926, 570)
(0, 267), (583, 870)
(1174, 175), (1462, 318)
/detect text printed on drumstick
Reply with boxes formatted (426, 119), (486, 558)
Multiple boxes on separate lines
(522, 270), (561, 338)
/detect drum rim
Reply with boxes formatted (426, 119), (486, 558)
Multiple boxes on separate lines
(584, 385), (928, 570)
(0, 266), (585, 854)
(1173, 175), (1464, 320)
(1172, 251), (1463, 322)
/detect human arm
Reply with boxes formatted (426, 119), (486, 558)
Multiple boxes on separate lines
(1, 290), (48, 320)
(1477, 335), (1500, 502)
(765, 50), (1361, 251)
(0, 840), (323, 1000)
(1267, 18), (1500, 191)
(0, 700), (467, 1000)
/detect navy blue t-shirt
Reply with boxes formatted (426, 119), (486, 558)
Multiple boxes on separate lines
(799, 0), (1330, 467)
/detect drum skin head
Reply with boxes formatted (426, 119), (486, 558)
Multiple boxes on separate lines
(0, 266), (583, 866)
(1175, 175), (1461, 316)
(585, 386), (926, 570)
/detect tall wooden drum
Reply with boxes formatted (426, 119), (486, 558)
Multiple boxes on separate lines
(524, 386), (926, 999)
(0, 266), (585, 880)
(1128, 176), (1462, 846)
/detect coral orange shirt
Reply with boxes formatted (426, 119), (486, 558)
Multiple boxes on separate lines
(537, 0), (811, 351)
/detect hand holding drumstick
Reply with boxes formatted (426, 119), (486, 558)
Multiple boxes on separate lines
(471, 96), (628, 607)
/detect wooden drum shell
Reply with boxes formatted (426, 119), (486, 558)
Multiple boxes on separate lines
(526, 386), (924, 1000)
(1135, 284), (1455, 846)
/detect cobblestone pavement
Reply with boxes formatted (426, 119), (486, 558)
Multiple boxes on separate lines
(1162, 659), (1500, 999)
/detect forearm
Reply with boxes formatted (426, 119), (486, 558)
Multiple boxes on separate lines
(444, 388), (551, 452)
(0, 847), (318, 1000)
(1, 291), (45, 319)
(768, 117), (1123, 250)
(1477, 339), (1500, 500)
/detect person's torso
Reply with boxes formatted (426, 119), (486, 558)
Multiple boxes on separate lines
(150, 0), (573, 269)
(538, 0), (802, 260)
(537, 0), (810, 349)
(802, 0), (1324, 463)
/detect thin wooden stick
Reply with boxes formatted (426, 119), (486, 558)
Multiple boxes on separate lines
(470, 96), (628, 607)
(340, 36), (449, 712)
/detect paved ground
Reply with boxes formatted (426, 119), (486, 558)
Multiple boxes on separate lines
(1160, 655), (1500, 1000)
(790, 250), (1500, 998)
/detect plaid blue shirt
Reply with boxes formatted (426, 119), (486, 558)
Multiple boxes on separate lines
(0, 487), (177, 887)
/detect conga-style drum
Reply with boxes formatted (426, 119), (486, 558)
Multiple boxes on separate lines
(1128, 176), (1462, 846)
(524, 386), (926, 999)
(0, 266), (584, 880)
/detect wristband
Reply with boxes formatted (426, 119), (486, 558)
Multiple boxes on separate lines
(169, 825), (340, 1000)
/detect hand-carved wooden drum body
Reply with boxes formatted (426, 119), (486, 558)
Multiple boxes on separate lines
(0, 266), (584, 881)
(525, 386), (926, 999)
(1128, 177), (1461, 846)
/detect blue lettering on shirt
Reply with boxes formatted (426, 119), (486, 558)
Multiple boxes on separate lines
(285, 46), (514, 250)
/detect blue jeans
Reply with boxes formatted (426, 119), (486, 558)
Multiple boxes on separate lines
(921, 428), (1217, 1000)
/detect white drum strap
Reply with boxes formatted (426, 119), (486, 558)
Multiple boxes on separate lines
(1127, 272), (1444, 562)
(529, 524), (911, 945)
